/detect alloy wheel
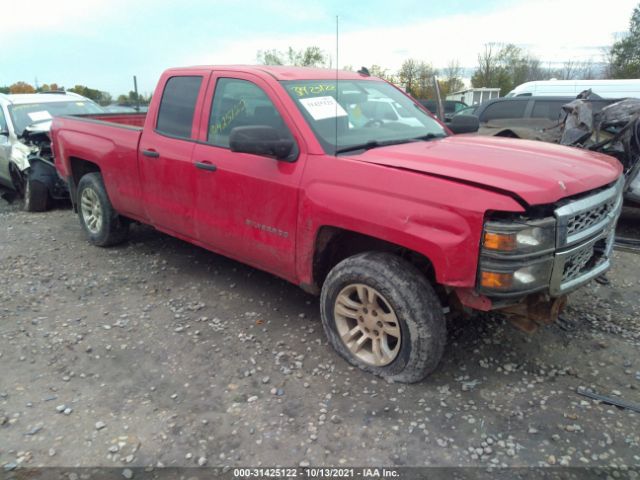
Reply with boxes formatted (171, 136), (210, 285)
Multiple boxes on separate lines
(333, 283), (401, 366)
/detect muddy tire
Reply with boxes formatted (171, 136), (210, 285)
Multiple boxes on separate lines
(24, 177), (50, 212)
(320, 252), (446, 383)
(77, 172), (129, 247)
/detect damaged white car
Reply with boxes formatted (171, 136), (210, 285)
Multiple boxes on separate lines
(0, 91), (104, 211)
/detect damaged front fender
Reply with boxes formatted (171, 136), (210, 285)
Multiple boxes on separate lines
(10, 142), (34, 171)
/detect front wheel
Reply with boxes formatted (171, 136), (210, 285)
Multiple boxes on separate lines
(24, 176), (50, 212)
(320, 252), (446, 383)
(77, 172), (129, 246)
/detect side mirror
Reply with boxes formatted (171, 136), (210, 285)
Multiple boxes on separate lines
(229, 126), (295, 160)
(448, 115), (479, 134)
(0, 129), (9, 138)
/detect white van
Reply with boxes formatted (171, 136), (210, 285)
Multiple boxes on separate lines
(506, 79), (640, 99)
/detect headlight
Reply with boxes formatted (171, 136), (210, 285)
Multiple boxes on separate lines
(479, 257), (554, 293)
(482, 218), (556, 256)
(478, 216), (556, 295)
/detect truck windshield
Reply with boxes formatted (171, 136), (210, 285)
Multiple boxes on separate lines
(281, 79), (447, 154)
(8, 101), (104, 135)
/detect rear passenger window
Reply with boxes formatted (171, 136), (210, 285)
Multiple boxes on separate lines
(156, 76), (202, 139)
(481, 101), (527, 122)
(207, 78), (293, 148)
(531, 101), (564, 121)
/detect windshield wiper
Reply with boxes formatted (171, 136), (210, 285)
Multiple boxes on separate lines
(335, 134), (446, 155)
(411, 133), (447, 141)
(335, 140), (385, 155)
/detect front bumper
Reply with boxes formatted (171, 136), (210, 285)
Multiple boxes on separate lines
(549, 226), (614, 296)
(477, 178), (623, 300)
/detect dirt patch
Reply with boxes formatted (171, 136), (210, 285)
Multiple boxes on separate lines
(1, 198), (639, 469)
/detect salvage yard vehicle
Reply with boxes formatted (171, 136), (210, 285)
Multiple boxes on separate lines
(0, 91), (104, 211)
(419, 99), (468, 121)
(471, 94), (640, 205)
(506, 79), (640, 99)
(473, 96), (617, 141)
(52, 66), (624, 383)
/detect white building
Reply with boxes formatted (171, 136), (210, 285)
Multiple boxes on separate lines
(446, 88), (500, 106)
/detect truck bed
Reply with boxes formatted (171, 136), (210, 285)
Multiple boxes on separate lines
(52, 113), (146, 219)
(72, 112), (147, 128)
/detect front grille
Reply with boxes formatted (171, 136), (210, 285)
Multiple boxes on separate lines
(550, 178), (622, 296)
(566, 197), (617, 237)
(555, 179), (623, 248)
(562, 238), (607, 282)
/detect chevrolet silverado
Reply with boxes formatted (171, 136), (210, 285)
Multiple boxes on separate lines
(51, 66), (623, 382)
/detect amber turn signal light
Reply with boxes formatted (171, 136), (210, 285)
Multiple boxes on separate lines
(480, 271), (513, 289)
(483, 232), (517, 251)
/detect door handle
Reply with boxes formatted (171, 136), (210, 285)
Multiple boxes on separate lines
(142, 149), (160, 158)
(195, 161), (217, 172)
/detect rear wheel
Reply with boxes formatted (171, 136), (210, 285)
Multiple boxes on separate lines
(77, 172), (129, 246)
(24, 176), (50, 212)
(320, 252), (446, 383)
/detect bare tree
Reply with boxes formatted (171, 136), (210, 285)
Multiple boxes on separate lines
(560, 60), (577, 80)
(416, 62), (437, 98)
(472, 44), (500, 88)
(442, 59), (465, 95)
(398, 59), (420, 95)
(577, 59), (597, 80)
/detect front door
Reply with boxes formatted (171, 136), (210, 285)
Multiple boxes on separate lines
(191, 74), (305, 280)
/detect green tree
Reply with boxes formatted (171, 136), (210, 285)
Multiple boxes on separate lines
(257, 46), (329, 67)
(610, 4), (640, 78)
(0, 86), (9, 94)
(257, 49), (284, 65)
(68, 85), (112, 106)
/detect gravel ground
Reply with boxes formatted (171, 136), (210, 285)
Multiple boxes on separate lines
(0, 196), (639, 471)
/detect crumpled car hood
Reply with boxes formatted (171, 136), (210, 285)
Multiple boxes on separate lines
(24, 120), (52, 134)
(345, 135), (622, 205)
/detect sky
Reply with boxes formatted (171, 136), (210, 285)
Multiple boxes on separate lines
(1, 0), (636, 97)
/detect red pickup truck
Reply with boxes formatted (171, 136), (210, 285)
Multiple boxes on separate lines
(52, 66), (623, 382)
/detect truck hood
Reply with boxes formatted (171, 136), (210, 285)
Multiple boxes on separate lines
(346, 135), (622, 205)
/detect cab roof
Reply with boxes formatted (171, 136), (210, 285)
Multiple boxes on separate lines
(165, 65), (380, 81)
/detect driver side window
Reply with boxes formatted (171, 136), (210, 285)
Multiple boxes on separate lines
(208, 78), (293, 148)
(0, 108), (7, 132)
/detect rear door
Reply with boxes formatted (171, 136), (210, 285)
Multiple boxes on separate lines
(139, 72), (209, 238)
(191, 73), (305, 280)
